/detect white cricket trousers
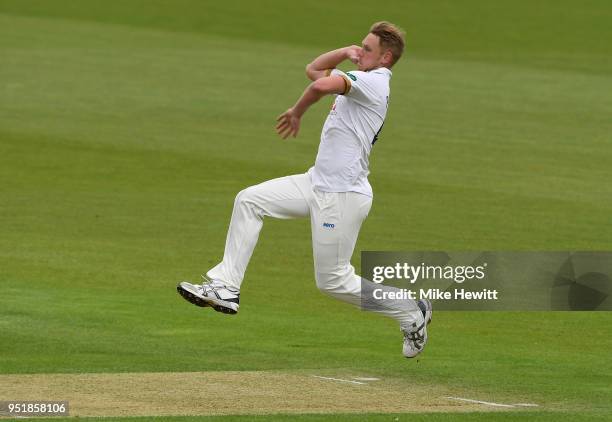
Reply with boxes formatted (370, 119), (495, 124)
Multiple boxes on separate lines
(207, 173), (422, 326)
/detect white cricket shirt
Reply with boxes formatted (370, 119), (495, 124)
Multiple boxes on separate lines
(308, 67), (391, 197)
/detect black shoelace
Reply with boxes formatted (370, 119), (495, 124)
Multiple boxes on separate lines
(405, 322), (426, 346)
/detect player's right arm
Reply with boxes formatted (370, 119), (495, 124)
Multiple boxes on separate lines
(276, 76), (347, 139)
(305, 45), (361, 81)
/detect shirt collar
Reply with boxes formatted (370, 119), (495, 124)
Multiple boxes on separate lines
(370, 67), (392, 77)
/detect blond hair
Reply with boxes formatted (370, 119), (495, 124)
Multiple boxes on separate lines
(369, 21), (406, 67)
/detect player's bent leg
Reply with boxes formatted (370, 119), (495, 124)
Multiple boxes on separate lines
(177, 173), (312, 315)
(206, 174), (311, 288)
(310, 190), (432, 357)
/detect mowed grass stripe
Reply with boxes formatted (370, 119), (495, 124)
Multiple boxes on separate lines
(1, 0), (611, 74)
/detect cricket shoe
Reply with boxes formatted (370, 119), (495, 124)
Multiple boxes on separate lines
(176, 278), (240, 315)
(418, 298), (433, 325)
(401, 299), (433, 358)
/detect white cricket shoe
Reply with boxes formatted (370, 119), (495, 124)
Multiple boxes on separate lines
(418, 298), (433, 325)
(176, 277), (240, 315)
(401, 299), (433, 358)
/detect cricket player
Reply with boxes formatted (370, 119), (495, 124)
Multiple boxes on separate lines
(178, 22), (432, 358)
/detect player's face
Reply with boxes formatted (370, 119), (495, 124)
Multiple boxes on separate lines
(357, 33), (390, 71)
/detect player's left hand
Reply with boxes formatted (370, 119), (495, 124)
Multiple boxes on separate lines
(276, 108), (301, 139)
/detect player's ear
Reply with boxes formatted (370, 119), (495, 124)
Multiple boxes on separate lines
(382, 49), (393, 67)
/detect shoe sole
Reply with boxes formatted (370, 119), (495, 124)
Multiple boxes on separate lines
(176, 284), (239, 315)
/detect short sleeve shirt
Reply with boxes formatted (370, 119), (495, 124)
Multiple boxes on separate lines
(308, 67), (391, 197)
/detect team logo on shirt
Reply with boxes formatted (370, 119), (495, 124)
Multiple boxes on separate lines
(329, 101), (337, 116)
(347, 72), (357, 81)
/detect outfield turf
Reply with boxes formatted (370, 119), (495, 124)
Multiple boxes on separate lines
(1, 1), (611, 420)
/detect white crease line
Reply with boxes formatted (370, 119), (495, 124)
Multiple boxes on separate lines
(353, 377), (380, 381)
(312, 375), (365, 385)
(513, 403), (540, 407)
(446, 396), (516, 408)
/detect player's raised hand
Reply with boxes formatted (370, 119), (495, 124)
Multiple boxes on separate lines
(345, 45), (362, 65)
(276, 108), (301, 139)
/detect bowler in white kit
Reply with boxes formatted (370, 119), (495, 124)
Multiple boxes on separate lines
(178, 22), (433, 358)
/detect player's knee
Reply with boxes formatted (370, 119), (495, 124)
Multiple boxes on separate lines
(234, 186), (265, 219)
(234, 186), (257, 207)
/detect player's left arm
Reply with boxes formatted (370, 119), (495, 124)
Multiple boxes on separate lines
(275, 76), (347, 139)
(305, 45), (361, 81)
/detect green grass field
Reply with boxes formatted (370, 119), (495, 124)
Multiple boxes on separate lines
(1, 1), (611, 420)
